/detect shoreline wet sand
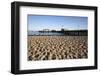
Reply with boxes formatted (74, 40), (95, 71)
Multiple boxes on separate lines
(28, 36), (88, 61)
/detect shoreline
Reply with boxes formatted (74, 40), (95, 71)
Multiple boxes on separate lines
(28, 36), (88, 61)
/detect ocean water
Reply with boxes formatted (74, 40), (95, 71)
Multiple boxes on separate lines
(28, 31), (64, 36)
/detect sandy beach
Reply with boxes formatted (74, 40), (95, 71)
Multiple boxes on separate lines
(28, 36), (88, 61)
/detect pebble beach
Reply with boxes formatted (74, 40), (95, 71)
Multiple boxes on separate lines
(28, 36), (88, 61)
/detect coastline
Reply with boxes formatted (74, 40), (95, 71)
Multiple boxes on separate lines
(28, 36), (88, 61)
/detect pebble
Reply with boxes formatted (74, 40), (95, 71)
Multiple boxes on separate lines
(28, 36), (88, 61)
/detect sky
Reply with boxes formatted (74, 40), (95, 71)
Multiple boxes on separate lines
(28, 15), (88, 31)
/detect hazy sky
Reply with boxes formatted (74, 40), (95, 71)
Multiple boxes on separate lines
(28, 15), (88, 31)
